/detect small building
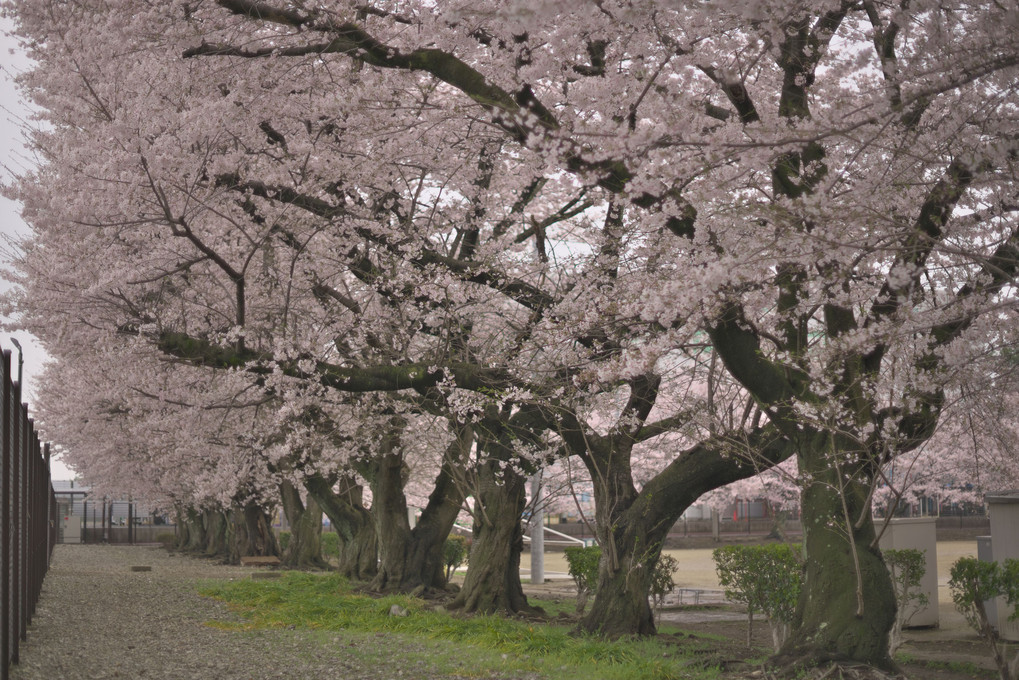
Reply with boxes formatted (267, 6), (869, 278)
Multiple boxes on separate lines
(986, 491), (1019, 641)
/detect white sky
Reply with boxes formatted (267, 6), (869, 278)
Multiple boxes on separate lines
(1, 19), (73, 480)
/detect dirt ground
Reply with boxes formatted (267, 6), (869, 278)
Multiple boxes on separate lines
(520, 540), (1013, 679)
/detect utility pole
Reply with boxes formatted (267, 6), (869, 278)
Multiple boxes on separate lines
(529, 472), (544, 585)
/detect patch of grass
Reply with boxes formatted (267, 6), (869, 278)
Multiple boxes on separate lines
(199, 572), (732, 680)
(893, 652), (916, 665)
(527, 596), (577, 619)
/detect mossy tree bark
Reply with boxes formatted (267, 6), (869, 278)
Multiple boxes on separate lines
(774, 432), (896, 671)
(174, 508), (191, 550)
(452, 459), (535, 614)
(203, 508), (230, 559)
(366, 421), (473, 593)
(546, 374), (798, 637)
(563, 403), (797, 636)
(304, 473), (377, 580)
(178, 506), (207, 553)
(452, 416), (539, 615)
(707, 305), (942, 671)
(391, 422), (474, 592)
(279, 480), (327, 569)
(396, 468), (466, 590)
(367, 445), (414, 591)
(228, 501), (280, 564)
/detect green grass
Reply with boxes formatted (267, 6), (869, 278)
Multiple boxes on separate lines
(527, 595), (578, 619)
(199, 572), (732, 680)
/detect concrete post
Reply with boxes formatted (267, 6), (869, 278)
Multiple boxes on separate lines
(530, 472), (544, 585)
(877, 516), (939, 627)
(987, 491), (1019, 641)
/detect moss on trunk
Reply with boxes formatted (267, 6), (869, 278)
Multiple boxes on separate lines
(368, 450), (414, 591)
(305, 474), (378, 580)
(203, 509), (230, 560)
(228, 502), (280, 564)
(774, 434), (896, 672)
(279, 481), (327, 569)
(452, 460), (538, 615)
(178, 506), (207, 553)
(571, 424), (796, 638)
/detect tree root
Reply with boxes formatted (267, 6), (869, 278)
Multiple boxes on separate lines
(741, 662), (910, 680)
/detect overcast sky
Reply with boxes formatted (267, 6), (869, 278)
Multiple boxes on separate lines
(2, 19), (73, 480)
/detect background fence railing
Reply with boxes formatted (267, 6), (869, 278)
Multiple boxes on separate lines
(1, 349), (55, 680)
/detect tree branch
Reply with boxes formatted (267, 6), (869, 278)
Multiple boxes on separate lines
(153, 330), (526, 394)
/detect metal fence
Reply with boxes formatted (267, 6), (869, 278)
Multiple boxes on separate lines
(1, 349), (56, 680)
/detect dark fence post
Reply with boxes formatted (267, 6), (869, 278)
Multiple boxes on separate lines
(20, 405), (29, 643)
(1, 350), (10, 680)
(11, 382), (21, 662)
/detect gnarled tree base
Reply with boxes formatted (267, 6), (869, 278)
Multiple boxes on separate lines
(752, 661), (907, 680)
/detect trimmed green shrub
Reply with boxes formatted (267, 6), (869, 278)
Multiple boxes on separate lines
(949, 557), (1019, 680)
(155, 531), (176, 550)
(649, 553), (678, 622)
(564, 545), (601, 614)
(443, 535), (469, 581)
(883, 547), (928, 654)
(321, 530), (340, 562)
(713, 543), (802, 650)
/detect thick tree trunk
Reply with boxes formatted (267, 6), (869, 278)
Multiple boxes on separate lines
(774, 433), (896, 672)
(203, 509), (230, 559)
(571, 422), (797, 637)
(174, 510), (191, 550)
(279, 480), (327, 569)
(582, 535), (658, 636)
(305, 473), (377, 580)
(335, 518), (378, 580)
(178, 506), (206, 552)
(452, 461), (537, 615)
(396, 423), (474, 591)
(369, 450), (414, 591)
(368, 423), (473, 592)
(228, 501), (280, 564)
(400, 494), (460, 592)
(578, 441), (657, 636)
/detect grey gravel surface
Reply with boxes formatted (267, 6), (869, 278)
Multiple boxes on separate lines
(10, 544), (398, 680)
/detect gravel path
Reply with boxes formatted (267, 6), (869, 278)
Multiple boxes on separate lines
(10, 544), (391, 680)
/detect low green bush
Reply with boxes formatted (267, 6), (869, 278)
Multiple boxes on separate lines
(321, 530), (340, 561)
(443, 535), (468, 581)
(155, 531), (176, 550)
(884, 547), (928, 654)
(949, 556), (1019, 680)
(564, 545), (601, 614)
(713, 543), (802, 650)
(649, 553), (678, 619)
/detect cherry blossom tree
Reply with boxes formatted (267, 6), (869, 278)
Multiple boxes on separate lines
(30, 340), (285, 561)
(6, 1), (1019, 673)
(874, 377), (1019, 519)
